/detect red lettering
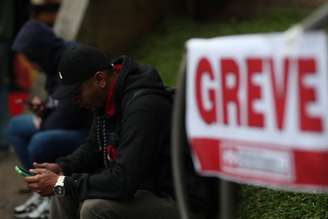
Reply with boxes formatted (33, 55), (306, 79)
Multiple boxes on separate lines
(269, 58), (290, 130)
(195, 57), (217, 124)
(221, 58), (241, 125)
(298, 58), (322, 132)
(247, 58), (264, 127)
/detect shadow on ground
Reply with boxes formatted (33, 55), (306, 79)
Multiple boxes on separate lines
(0, 151), (29, 219)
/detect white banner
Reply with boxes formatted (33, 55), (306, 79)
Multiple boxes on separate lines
(186, 32), (328, 190)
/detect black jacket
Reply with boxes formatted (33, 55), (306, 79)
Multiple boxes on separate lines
(12, 20), (92, 130)
(57, 56), (174, 200)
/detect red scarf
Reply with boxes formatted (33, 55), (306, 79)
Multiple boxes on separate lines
(103, 64), (122, 160)
(105, 64), (122, 117)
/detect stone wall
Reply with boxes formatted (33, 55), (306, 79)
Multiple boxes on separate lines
(76, 0), (328, 55)
(77, 0), (168, 56)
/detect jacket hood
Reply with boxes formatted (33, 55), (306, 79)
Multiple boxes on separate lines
(12, 19), (76, 93)
(12, 19), (72, 77)
(112, 56), (165, 113)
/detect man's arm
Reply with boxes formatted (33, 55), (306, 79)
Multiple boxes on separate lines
(56, 114), (102, 175)
(65, 101), (166, 199)
(24, 114), (102, 196)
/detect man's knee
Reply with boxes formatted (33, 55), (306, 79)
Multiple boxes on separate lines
(7, 115), (29, 137)
(80, 199), (119, 219)
(80, 199), (98, 218)
(28, 132), (48, 162)
(51, 195), (80, 219)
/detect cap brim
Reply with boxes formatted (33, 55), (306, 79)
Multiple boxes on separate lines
(52, 82), (81, 100)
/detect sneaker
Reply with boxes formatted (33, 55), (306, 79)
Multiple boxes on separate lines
(26, 197), (50, 219)
(14, 193), (43, 218)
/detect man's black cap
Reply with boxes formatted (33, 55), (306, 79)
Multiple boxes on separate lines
(53, 44), (111, 99)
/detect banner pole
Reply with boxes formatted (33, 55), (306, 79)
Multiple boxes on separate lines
(301, 2), (328, 31)
(220, 180), (239, 219)
(285, 2), (328, 37)
(172, 55), (190, 219)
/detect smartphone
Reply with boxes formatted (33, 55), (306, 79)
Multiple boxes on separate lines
(15, 166), (34, 177)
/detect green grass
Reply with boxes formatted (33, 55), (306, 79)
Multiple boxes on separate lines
(130, 6), (328, 219)
(239, 186), (328, 219)
(131, 7), (310, 86)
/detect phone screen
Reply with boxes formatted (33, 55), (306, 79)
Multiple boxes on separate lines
(15, 166), (33, 177)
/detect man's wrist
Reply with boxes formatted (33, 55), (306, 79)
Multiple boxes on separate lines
(53, 176), (66, 196)
(56, 175), (65, 185)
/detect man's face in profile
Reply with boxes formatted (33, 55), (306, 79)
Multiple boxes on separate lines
(73, 71), (108, 111)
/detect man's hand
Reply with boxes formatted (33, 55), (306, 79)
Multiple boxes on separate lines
(25, 168), (60, 196)
(27, 96), (45, 116)
(33, 162), (63, 174)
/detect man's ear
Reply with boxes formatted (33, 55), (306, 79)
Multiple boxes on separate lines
(94, 71), (107, 88)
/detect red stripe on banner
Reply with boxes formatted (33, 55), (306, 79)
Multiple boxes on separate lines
(294, 150), (328, 185)
(190, 137), (328, 189)
(190, 138), (220, 172)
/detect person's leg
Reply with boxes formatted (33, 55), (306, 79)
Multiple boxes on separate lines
(27, 129), (87, 164)
(80, 190), (181, 219)
(7, 114), (37, 168)
(50, 195), (80, 219)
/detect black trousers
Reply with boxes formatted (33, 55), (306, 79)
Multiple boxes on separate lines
(50, 190), (182, 219)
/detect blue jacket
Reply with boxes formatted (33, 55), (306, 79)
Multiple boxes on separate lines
(12, 20), (92, 130)
(12, 19), (73, 94)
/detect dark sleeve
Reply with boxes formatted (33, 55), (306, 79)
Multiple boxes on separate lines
(56, 116), (103, 175)
(64, 99), (163, 200)
(41, 99), (92, 130)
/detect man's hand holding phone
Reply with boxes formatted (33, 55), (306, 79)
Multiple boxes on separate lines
(16, 96), (45, 116)
(33, 162), (62, 174)
(15, 163), (63, 196)
(28, 96), (45, 116)
(25, 168), (60, 196)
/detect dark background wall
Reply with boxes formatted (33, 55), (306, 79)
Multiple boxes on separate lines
(77, 0), (168, 56)
(76, 0), (327, 55)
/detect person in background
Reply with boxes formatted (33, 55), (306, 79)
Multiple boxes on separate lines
(7, 20), (92, 219)
(24, 44), (181, 219)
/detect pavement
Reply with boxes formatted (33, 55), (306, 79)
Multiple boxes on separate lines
(0, 150), (29, 219)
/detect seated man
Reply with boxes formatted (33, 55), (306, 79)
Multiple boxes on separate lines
(7, 20), (92, 219)
(24, 44), (180, 219)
